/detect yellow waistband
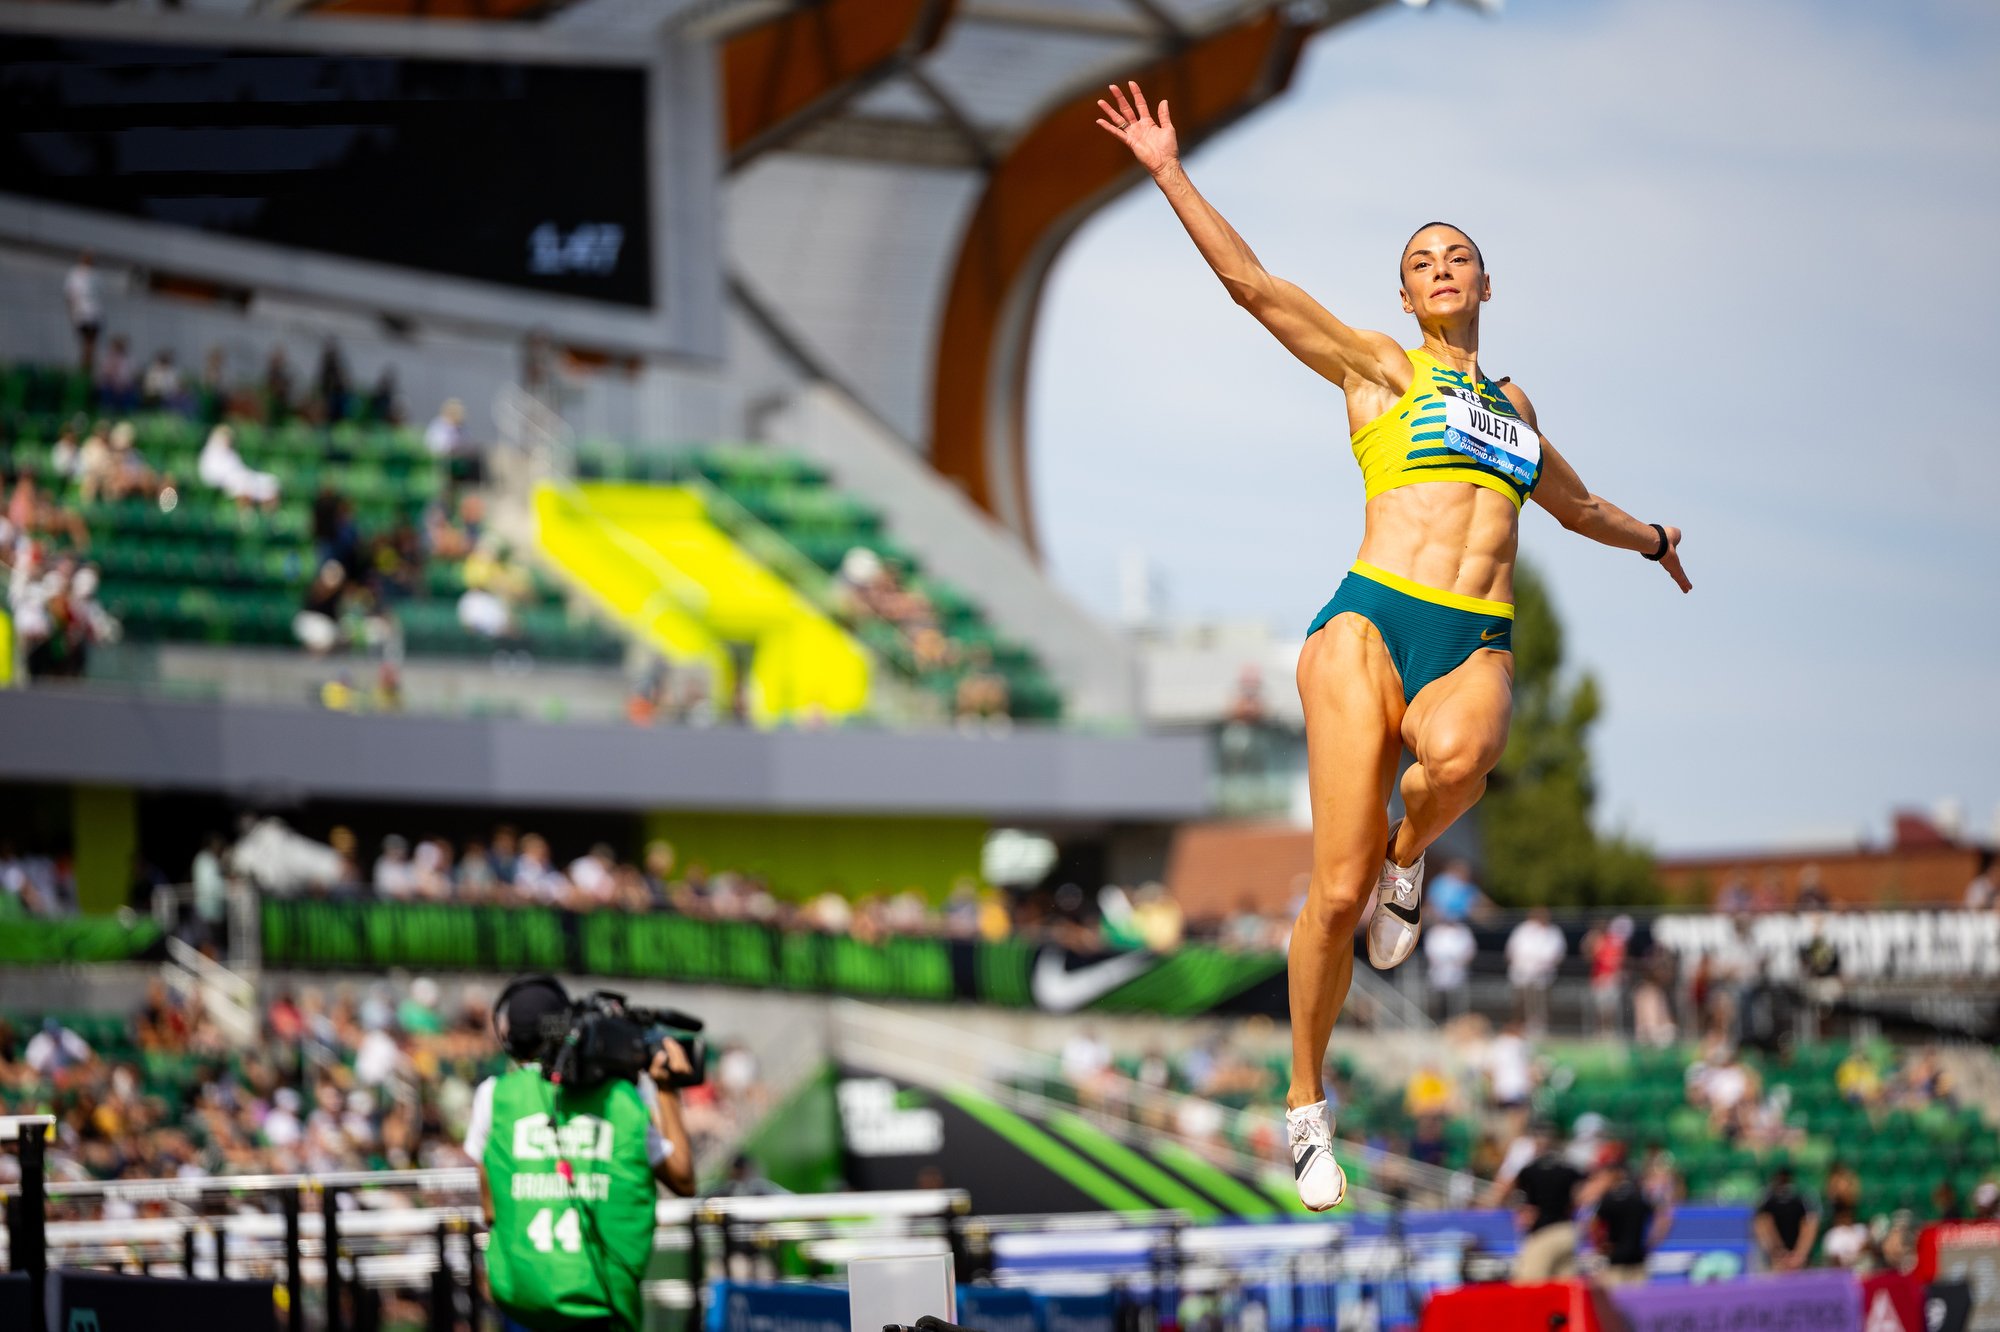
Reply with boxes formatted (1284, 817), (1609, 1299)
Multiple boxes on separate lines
(1351, 562), (1515, 619)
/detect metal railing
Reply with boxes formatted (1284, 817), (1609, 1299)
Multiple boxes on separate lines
(829, 1001), (1468, 1209)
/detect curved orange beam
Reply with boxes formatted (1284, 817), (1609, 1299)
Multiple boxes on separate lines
(724, 0), (952, 157)
(927, 12), (1310, 552)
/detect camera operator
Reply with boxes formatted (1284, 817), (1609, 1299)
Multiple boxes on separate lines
(463, 976), (695, 1332)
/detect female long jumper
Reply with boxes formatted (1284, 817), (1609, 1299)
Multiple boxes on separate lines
(1097, 83), (1692, 1210)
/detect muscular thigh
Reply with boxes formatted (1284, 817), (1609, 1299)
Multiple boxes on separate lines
(1401, 647), (1514, 775)
(1296, 613), (1406, 880)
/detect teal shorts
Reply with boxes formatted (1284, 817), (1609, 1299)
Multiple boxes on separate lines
(1306, 562), (1513, 702)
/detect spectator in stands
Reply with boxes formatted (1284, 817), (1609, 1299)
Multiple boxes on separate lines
(1591, 1147), (1670, 1287)
(955, 645), (1010, 722)
(369, 366), (402, 424)
(312, 487), (361, 576)
(1061, 1027), (1115, 1105)
(1505, 1121), (1611, 1283)
(1631, 948), (1678, 1048)
(425, 398), (467, 458)
(1753, 1167), (1817, 1272)
(456, 840), (497, 901)
(1506, 908), (1567, 1036)
(1484, 1018), (1536, 1115)
(191, 833), (229, 952)
(1585, 916), (1632, 1038)
(72, 419), (113, 503)
(65, 251), (102, 374)
(294, 559), (350, 655)
(317, 338), (350, 424)
(411, 839), (455, 900)
(425, 490), (484, 561)
(1835, 1047), (1883, 1106)
(1424, 915), (1476, 1018)
(18, 554), (113, 679)
(98, 335), (136, 412)
(0, 840), (61, 915)
(488, 826), (521, 885)
(566, 844), (618, 909)
(25, 1017), (93, 1075)
(48, 421), (81, 483)
(106, 422), (165, 502)
(197, 347), (228, 423)
(1131, 884), (1184, 951)
(141, 349), (188, 413)
(1689, 1042), (1761, 1136)
(198, 424), (280, 509)
(367, 517), (425, 602)
(1428, 859), (1484, 923)
(1638, 1143), (1681, 1211)
(1819, 1202), (1871, 1268)
(715, 1152), (789, 1197)
(511, 834), (568, 902)
(265, 346), (295, 423)
(374, 835), (417, 899)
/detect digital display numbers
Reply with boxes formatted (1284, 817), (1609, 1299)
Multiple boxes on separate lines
(0, 35), (654, 308)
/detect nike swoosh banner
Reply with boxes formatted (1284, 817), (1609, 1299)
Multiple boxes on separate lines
(260, 899), (1290, 1017)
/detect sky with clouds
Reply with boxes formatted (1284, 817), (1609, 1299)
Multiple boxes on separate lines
(1027, 0), (1999, 854)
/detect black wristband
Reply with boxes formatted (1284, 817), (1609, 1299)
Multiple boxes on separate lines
(1641, 523), (1669, 562)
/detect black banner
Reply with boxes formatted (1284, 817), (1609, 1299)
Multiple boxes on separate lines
(261, 899), (1288, 1017)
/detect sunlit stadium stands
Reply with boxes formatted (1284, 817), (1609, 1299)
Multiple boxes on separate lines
(578, 440), (1065, 720)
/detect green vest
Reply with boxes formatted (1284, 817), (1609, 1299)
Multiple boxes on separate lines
(483, 1065), (658, 1332)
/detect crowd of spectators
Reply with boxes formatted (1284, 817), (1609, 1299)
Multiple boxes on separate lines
(0, 972), (773, 1200)
(5, 251), (510, 680)
(64, 254), (401, 430)
(834, 547), (1010, 723)
(0, 842), (78, 916)
(211, 816), (1202, 955)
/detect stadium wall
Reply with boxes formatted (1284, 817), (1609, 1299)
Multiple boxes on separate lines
(0, 690), (1205, 819)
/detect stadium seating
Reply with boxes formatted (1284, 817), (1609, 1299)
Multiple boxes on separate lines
(0, 389), (621, 664)
(1543, 1042), (1995, 1214)
(577, 440), (1064, 720)
(4, 374), (1065, 717)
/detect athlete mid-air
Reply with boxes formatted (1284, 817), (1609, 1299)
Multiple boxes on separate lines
(1095, 81), (1691, 1209)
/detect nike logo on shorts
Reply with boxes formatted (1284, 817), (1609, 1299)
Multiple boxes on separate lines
(1481, 627), (1507, 641)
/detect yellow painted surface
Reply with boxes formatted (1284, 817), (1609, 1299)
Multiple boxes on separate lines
(72, 785), (136, 915)
(534, 482), (869, 724)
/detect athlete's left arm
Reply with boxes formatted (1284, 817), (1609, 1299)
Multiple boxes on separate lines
(1504, 383), (1692, 593)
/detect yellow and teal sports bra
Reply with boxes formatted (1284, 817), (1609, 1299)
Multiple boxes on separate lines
(1351, 348), (1543, 509)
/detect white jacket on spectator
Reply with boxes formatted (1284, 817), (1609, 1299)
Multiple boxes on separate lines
(230, 817), (344, 895)
(198, 425), (280, 504)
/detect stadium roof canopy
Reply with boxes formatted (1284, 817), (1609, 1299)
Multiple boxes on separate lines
(291, 0), (1393, 547)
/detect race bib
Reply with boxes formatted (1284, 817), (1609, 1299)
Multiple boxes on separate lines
(1439, 386), (1539, 486)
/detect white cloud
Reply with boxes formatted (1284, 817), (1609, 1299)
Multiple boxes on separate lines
(1028, 0), (2000, 850)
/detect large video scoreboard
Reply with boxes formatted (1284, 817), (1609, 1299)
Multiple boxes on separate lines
(0, 8), (720, 354)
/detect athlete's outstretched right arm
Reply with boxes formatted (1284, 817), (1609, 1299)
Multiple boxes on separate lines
(1095, 82), (1400, 391)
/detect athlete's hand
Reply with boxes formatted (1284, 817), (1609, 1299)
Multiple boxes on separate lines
(1096, 81), (1179, 177)
(1658, 526), (1692, 593)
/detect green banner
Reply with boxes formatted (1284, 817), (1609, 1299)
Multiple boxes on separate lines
(0, 914), (163, 964)
(260, 899), (1286, 1016)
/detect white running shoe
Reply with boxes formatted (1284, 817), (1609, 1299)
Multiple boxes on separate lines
(1286, 1101), (1346, 1211)
(1366, 852), (1426, 969)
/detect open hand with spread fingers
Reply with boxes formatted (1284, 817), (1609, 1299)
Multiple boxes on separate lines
(1096, 81), (1178, 178)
